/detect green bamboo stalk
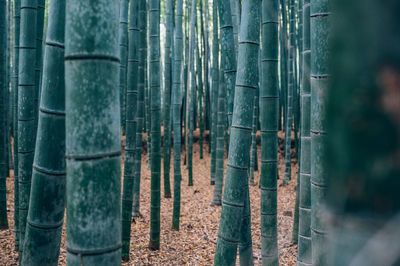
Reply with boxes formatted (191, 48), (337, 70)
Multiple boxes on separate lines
(187, 0), (196, 187)
(238, 185), (254, 265)
(34, 0), (44, 114)
(297, 0), (311, 264)
(283, 0), (295, 185)
(18, 0), (37, 252)
(328, 1), (400, 265)
(163, 0), (173, 199)
(297, 0), (303, 96)
(310, 0), (329, 264)
(12, 0), (21, 251)
(293, 0), (301, 157)
(119, 0), (129, 135)
(279, 0), (288, 136)
(132, 0), (146, 218)
(210, 0), (219, 186)
(280, 0), (288, 135)
(214, 0), (260, 264)
(171, 0), (183, 231)
(260, 0), (279, 263)
(145, 9), (151, 168)
(212, 69), (225, 206)
(217, 0), (237, 129)
(183, 0), (190, 164)
(196, 29), (204, 160)
(22, 1), (66, 263)
(65, 0), (122, 264)
(249, 95), (258, 186)
(292, 170), (300, 244)
(149, 0), (161, 251)
(5, 1), (11, 175)
(229, 0), (239, 56)
(0, 0), (9, 231)
(121, 0), (139, 260)
(199, 0), (210, 152)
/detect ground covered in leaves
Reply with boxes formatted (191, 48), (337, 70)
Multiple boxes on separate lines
(0, 130), (298, 265)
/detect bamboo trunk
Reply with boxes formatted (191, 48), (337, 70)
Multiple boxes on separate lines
(163, 0), (173, 198)
(22, 1), (66, 263)
(310, 0), (330, 264)
(18, 0), (37, 252)
(260, 0), (280, 263)
(214, 0), (260, 264)
(65, 0), (122, 263)
(121, 0), (139, 260)
(0, 0), (9, 231)
(148, 0), (161, 250)
(172, 0), (183, 231)
(297, 0), (312, 264)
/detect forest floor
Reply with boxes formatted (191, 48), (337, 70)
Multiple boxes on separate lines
(0, 130), (298, 265)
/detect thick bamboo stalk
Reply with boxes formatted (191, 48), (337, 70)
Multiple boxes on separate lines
(0, 0), (9, 231)
(260, 0), (280, 263)
(171, 0), (183, 231)
(249, 95), (258, 185)
(121, 0), (139, 260)
(196, 28), (204, 160)
(22, 1), (66, 263)
(34, 0), (44, 116)
(148, 0), (161, 250)
(214, 0), (260, 264)
(328, 1), (400, 265)
(65, 0), (122, 264)
(187, 0), (196, 187)
(12, 0), (21, 251)
(229, 0), (240, 57)
(297, 0), (312, 264)
(310, 0), (329, 264)
(132, 0), (147, 218)
(212, 69), (225, 206)
(163, 0), (173, 198)
(283, 0), (295, 185)
(18, 0), (37, 252)
(210, 0), (219, 186)
(119, 0), (129, 135)
(217, 0), (237, 129)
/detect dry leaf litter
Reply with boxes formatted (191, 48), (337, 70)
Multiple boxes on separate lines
(0, 130), (298, 265)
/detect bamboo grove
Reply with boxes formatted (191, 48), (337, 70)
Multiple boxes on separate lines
(0, 0), (399, 265)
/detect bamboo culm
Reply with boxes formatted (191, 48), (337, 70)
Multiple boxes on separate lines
(12, 0), (21, 250)
(214, 0), (260, 264)
(260, 0), (280, 263)
(0, 0), (9, 231)
(65, 0), (122, 263)
(163, 0), (173, 199)
(196, 28), (204, 160)
(148, 0), (161, 250)
(283, 0), (295, 185)
(249, 94), (258, 186)
(171, 0), (183, 231)
(132, 0), (147, 218)
(22, 1), (66, 263)
(187, 0), (196, 187)
(310, 0), (330, 264)
(297, 0), (312, 264)
(328, 1), (400, 264)
(217, 0), (237, 129)
(209, 0), (219, 186)
(121, 0), (139, 260)
(17, 0), (37, 253)
(212, 69), (225, 206)
(118, 0), (129, 135)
